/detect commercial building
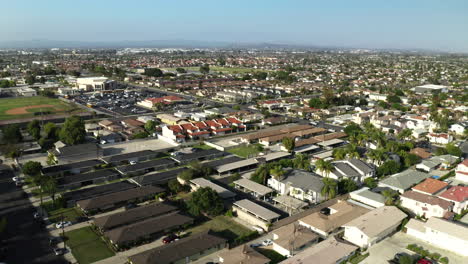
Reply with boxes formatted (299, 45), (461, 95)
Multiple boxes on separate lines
(412, 84), (449, 94)
(75, 77), (117, 91)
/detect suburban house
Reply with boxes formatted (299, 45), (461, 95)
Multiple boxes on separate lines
(49, 143), (102, 164)
(349, 187), (385, 208)
(343, 206), (407, 248)
(77, 186), (164, 214)
(438, 186), (468, 214)
(128, 231), (227, 264)
(272, 222), (319, 257)
(455, 159), (468, 182)
(267, 169), (324, 204)
(104, 212), (193, 249)
(116, 158), (177, 176)
(406, 217), (468, 256)
(61, 181), (136, 207)
(415, 155), (459, 172)
(326, 159), (376, 183)
(410, 148), (432, 160)
(378, 170), (430, 193)
(400, 191), (453, 219)
(102, 150), (161, 165)
(41, 159), (104, 177)
(411, 178), (449, 195)
(280, 236), (358, 264)
(93, 202), (178, 231)
(298, 200), (370, 237)
(189, 178), (236, 199)
(58, 169), (120, 190)
(427, 133), (453, 144)
(449, 121), (468, 135)
(218, 244), (270, 264)
(233, 178), (274, 200)
(232, 199), (280, 231)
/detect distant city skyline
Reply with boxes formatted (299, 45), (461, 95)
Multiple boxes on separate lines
(2, 0), (468, 52)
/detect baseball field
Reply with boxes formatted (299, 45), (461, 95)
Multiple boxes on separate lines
(0, 96), (83, 121)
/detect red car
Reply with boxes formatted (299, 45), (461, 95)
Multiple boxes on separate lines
(162, 234), (179, 244)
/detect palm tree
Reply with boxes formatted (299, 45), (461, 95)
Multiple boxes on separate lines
(382, 189), (399, 205)
(321, 178), (338, 200)
(332, 148), (347, 160)
(269, 165), (286, 180)
(316, 159), (333, 178)
(293, 153), (310, 170)
(345, 144), (360, 159)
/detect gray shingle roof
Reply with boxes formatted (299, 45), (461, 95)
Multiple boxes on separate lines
(380, 170), (430, 190)
(282, 169), (324, 193)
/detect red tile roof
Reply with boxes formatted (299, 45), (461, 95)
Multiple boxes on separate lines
(226, 117), (242, 124)
(412, 178), (448, 195)
(214, 128), (232, 133)
(193, 122), (208, 129)
(439, 186), (468, 202)
(216, 118), (230, 126)
(205, 120), (221, 128)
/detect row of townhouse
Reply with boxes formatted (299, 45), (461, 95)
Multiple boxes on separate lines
(161, 117), (246, 143)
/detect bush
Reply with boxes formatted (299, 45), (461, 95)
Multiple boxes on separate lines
(430, 253), (441, 261)
(439, 257), (449, 264)
(225, 209), (234, 217)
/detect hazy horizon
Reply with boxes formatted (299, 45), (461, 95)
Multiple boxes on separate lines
(2, 0), (467, 52)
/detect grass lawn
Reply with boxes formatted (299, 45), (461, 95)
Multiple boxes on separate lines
(42, 200), (83, 223)
(227, 144), (261, 158)
(0, 96), (81, 120)
(186, 215), (252, 241)
(65, 226), (115, 264)
(192, 143), (213, 150)
(256, 248), (287, 264)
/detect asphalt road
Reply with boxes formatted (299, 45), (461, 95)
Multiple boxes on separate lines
(0, 166), (68, 264)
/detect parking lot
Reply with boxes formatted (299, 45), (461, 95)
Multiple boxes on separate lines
(72, 90), (163, 116)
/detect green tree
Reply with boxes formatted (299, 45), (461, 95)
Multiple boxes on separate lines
(282, 137), (295, 153)
(397, 128), (412, 140)
(59, 116), (86, 145)
(178, 169), (195, 181)
(344, 123), (362, 137)
(144, 120), (157, 134)
(143, 68), (163, 77)
(22, 161), (43, 176)
(175, 67), (187, 73)
(43, 122), (59, 140)
(199, 64), (210, 74)
(403, 153), (421, 168)
(382, 189), (399, 205)
(316, 159), (333, 177)
(445, 143), (462, 157)
(1, 125), (23, 143)
(321, 178), (338, 199)
(387, 95), (402, 104)
(168, 179), (183, 194)
(377, 160), (401, 177)
(338, 178), (358, 194)
(363, 177), (377, 188)
(187, 187), (224, 217)
(41, 176), (58, 204)
(293, 153), (310, 170)
(308, 98), (323, 108)
(25, 75), (36, 85)
(27, 120), (41, 141)
(250, 164), (270, 184)
(270, 165), (286, 179)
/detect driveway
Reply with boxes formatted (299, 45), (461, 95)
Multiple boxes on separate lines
(363, 232), (466, 264)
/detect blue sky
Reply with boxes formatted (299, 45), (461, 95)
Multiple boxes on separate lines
(1, 0), (467, 51)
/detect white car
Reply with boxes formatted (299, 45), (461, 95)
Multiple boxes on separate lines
(12, 176), (23, 182)
(33, 212), (41, 219)
(129, 161), (137, 165)
(55, 221), (72, 229)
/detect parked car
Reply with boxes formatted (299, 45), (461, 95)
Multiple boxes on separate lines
(262, 239), (273, 246)
(12, 176), (22, 182)
(15, 181), (23, 187)
(49, 237), (61, 246)
(125, 203), (137, 210)
(417, 259), (433, 264)
(53, 248), (65, 256)
(162, 234), (180, 244)
(249, 243), (262, 248)
(55, 221), (72, 229)
(33, 212), (41, 219)
(129, 161), (137, 165)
